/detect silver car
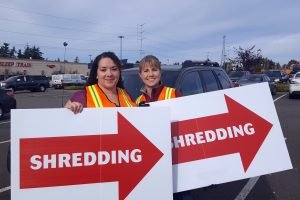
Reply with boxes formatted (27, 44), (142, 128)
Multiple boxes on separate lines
(289, 72), (300, 98)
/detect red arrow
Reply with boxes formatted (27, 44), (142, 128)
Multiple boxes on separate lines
(171, 94), (273, 172)
(20, 112), (163, 200)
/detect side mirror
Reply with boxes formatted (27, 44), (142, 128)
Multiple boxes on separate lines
(16, 78), (21, 82)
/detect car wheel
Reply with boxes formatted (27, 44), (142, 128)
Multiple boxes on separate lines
(0, 105), (3, 120)
(289, 93), (294, 99)
(39, 85), (46, 92)
(271, 88), (277, 95)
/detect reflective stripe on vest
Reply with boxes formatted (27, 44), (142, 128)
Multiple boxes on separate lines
(165, 87), (173, 99)
(87, 84), (103, 107)
(136, 86), (175, 104)
(135, 95), (145, 105)
(118, 88), (133, 107)
(86, 84), (135, 107)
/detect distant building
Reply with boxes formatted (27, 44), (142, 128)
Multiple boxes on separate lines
(0, 57), (89, 80)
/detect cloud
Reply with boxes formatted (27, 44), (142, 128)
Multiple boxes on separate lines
(0, 0), (299, 64)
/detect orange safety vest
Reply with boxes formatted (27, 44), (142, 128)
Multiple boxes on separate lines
(135, 86), (176, 105)
(86, 84), (136, 107)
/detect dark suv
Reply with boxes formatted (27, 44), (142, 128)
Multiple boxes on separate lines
(0, 75), (50, 92)
(122, 64), (233, 100)
(264, 70), (288, 83)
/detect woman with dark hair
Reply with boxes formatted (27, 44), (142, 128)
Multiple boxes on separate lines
(65, 52), (136, 113)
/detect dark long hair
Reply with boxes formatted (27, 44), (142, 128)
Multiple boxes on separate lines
(86, 52), (124, 88)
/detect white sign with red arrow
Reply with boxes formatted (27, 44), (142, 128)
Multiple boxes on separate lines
(150, 82), (293, 193)
(11, 108), (173, 200)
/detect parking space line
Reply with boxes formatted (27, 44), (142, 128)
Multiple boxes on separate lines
(0, 186), (10, 193)
(274, 93), (288, 102)
(0, 140), (10, 144)
(0, 120), (10, 125)
(234, 176), (260, 200)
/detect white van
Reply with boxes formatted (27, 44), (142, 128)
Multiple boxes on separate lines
(52, 74), (87, 89)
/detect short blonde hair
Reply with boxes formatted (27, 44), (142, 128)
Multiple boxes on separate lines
(139, 55), (161, 72)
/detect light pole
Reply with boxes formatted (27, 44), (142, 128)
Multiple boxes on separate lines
(118, 36), (124, 60)
(63, 42), (68, 74)
(61, 42), (68, 107)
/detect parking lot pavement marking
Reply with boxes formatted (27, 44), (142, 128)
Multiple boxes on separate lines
(0, 120), (10, 125)
(0, 140), (10, 144)
(0, 186), (10, 193)
(234, 176), (260, 200)
(274, 93), (288, 102)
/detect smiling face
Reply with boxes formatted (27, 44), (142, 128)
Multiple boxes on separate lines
(139, 63), (162, 89)
(97, 57), (120, 91)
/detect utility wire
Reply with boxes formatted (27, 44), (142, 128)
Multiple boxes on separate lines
(0, 4), (135, 30)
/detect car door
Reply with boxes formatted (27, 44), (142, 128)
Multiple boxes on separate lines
(15, 76), (26, 90)
(26, 76), (37, 90)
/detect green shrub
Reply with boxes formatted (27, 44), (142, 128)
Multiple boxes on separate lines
(275, 83), (289, 92)
(64, 85), (85, 90)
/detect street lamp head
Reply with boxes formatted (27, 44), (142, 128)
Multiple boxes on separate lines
(63, 42), (68, 47)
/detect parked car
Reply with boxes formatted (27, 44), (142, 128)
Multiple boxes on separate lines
(0, 75), (49, 92)
(228, 71), (250, 83)
(264, 70), (288, 83)
(289, 72), (300, 98)
(237, 74), (276, 95)
(0, 88), (16, 119)
(52, 74), (87, 89)
(122, 64), (233, 101)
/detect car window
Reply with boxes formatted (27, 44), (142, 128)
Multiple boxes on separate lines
(122, 72), (143, 100)
(216, 70), (232, 89)
(228, 71), (245, 78)
(178, 71), (203, 96)
(295, 73), (300, 78)
(264, 76), (271, 82)
(201, 70), (219, 92)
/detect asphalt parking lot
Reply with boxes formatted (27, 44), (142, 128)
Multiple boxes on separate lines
(0, 88), (300, 200)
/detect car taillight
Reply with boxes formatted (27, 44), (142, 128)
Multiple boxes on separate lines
(6, 90), (14, 97)
(233, 82), (240, 87)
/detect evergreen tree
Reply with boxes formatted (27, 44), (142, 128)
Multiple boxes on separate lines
(0, 43), (10, 57)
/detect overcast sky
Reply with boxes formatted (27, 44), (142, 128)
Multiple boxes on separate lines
(0, 0), (299, 65)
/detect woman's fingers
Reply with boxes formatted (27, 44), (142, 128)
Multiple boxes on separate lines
(65, 101), (83, 114)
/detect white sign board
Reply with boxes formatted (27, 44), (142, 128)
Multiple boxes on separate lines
(150, 82), (292, 193)
(11, 107), (173, 200)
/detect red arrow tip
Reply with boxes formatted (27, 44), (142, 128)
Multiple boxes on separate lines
(117, 112), (163, 199)
(224, 95), (273, 172)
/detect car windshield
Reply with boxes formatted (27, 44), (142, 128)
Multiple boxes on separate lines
(161, 70), (179, 87)
(241, 75), (262, 82)
(228, 71), (246, 78)
(5, 76), (18, 82)
(266, 71), (281, 77)
(122, 72), (143, 100)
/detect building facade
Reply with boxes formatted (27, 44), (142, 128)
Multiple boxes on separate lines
(0, 57), (90, 80)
